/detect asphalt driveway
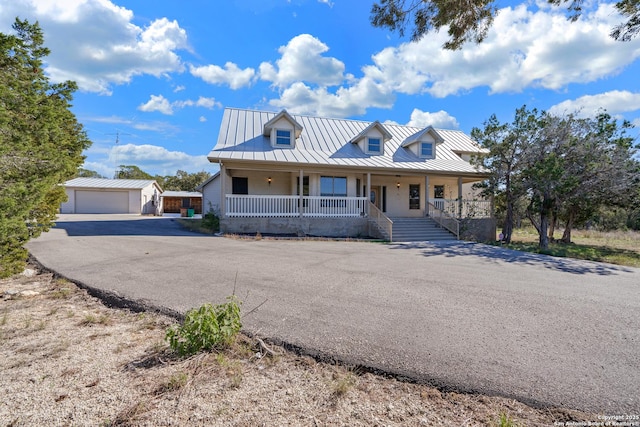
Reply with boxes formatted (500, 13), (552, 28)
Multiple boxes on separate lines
(27, 214), (640, 414)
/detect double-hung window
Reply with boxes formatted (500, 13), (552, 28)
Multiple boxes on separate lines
(320, 176), (347, 207)
(275, 129), (292, 147)
(420, 142), (434, 158)
(367, 137), (381, 154)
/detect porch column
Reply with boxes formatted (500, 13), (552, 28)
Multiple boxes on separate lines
(458, 176), (463, 218)
(366, 172), (371, 216)
(424, 175), (430, 216)
(299, 169), (304, 217)
(220, 162), (226, 217)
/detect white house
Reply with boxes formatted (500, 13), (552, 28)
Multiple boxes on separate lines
(202, 108), (494, 241)
(61, 178), (162, 215)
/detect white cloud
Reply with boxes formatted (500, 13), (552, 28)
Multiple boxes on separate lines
(406, 109), (460, 129)
(548, 91), (640, 118)
(199, 116), (207, 123)
(138, 94), (173, 115)
(190, 62), (255, 89)
(0, 0), (189, 94)
(259, 34), (345, 88)
(173, 85), (186, 93)
(109, 144), (211, 175)
(138, 95), (220, 115)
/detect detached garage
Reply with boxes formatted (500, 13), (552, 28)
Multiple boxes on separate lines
(61, 178), (163, 215)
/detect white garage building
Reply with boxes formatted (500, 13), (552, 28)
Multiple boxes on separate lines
(61, 178), (163, 215)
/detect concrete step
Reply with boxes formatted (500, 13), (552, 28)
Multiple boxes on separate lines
(390, 217), (456, 242)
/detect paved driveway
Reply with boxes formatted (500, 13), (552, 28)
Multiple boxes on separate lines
(27, 214), (640, 413)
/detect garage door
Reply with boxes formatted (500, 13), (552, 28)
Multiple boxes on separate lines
(75, 190), (129, 214)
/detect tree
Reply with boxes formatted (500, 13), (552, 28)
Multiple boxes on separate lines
(160, 170), (211, 192)
(1, 19), (91, 278)
(77, 167), (105, 178)
(114, 165), (153, 180)
(471, 106), (541, 243)
(370, 0), (640, 49)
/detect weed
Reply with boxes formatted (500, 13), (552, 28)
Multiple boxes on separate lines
(0, 312), (7, 326)
(166, 297), (242, 357)
(332, 372), (357, 397)
(255, 231), (262, 240)
(494, 412), (519, 427)
(80, 313), (112, 326)
(50, 288), (72, 299)
(47, 307), (59, 316)
(106, 400), (150, 426)
(157, 372), (189, 394)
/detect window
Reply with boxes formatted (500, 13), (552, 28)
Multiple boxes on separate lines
(275, 129), (292, 146)
(409, 184), (420, 210)
(420, 142), (434, 158)
(320, 176), (347, 197)
(232, 177), (248, 195)
(434, 185), (444, 199)
(181, 198), (191, 208)
(367, 137), (381, 154)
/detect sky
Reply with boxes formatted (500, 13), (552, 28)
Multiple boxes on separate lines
(1, 0), (639, 178)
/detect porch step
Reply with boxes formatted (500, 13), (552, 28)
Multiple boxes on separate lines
(390, 217), (457, 242)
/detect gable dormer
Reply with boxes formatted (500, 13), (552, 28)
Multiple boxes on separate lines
(263, 110), (303, 149)
(401, 126), (444, 160)
(349, 121), (393, 155)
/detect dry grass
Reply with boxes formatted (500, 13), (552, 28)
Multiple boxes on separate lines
(0, 266), (599, 426)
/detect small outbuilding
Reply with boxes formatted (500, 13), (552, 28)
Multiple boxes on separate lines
(61, 178), (162, 215)
(160, 190), (203, 215)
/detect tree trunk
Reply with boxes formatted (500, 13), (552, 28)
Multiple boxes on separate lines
(502, 201), (513, 243)
(561, 210), (575, 243)
(548, 212), (556, 242)
(538, 194), (553, 250)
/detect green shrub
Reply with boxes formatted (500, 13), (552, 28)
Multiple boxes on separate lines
(201, 208), (220, 232)
(166, 297), (242, 356)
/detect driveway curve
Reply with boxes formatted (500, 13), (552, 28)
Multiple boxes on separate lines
(27, 214), (640, 414)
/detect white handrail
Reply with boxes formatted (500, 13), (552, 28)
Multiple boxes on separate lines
(368, 202), (393, 241)
(225, 195), (367, 218)
(428, 201), (460, 239)
(432, 198), (492, 218)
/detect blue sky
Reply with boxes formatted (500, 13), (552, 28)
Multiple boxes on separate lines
(1, 0), (639, 177)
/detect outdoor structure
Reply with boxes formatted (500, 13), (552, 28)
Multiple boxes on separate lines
(203, 108), (495, 241)
(60, 178), (162, 215)
(161, 190), (203, 215)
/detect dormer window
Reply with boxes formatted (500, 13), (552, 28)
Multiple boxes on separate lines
(275, 129), (292, 147)
(367, 137), (381, 154)
(420, 142), (434, 158)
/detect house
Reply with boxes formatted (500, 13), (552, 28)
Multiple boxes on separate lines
(160, 190), (203, 215)
(60, 178), (162, 215)
(202, 108), (495, 241)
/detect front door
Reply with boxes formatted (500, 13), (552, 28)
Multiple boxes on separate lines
(370, 186), (381, 210)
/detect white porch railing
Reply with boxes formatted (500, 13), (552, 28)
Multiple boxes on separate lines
(225, 195), (368, 218)
(432, 198), (492, 218)
(428, 201), (460, 239)
(368, 202), (393, 241)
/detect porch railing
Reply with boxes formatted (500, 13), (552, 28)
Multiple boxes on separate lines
(225, 195), (368, 218)
(428, 201), (460, 239)
(432, 198), (492, 218)
(368, 202), (393, 241)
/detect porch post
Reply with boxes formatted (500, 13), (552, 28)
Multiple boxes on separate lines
(424, 175), (430, 217)
(366, 172), (371, 216)
(220, 162), (226, 217)
(299, 169), (303, 217)
(458, 176), (463, 218)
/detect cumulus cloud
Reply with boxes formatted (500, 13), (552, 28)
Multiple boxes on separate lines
(137, 95), (219, 115)
(0, 0), (189, 94)
(190, 62), (255, 89)
(406, 109), (460, 129)
(259, 34), (345, 88)
(548, 91), (640, 118)
(109, 144), (211, 175)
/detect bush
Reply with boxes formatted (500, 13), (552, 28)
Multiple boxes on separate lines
(166, 297), (241, 356)
(201, 208), (220, 232)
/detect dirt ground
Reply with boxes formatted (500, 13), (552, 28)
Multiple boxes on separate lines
(1, 265), (597, 426)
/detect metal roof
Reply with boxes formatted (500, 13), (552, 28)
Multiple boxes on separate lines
(161, 190), (202, 198)
(64, 178), (160, 190)
(208, 108), (488, 175)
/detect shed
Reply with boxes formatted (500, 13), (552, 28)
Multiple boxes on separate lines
(61, 178), (162, 215)
(161, 190), (203, 214)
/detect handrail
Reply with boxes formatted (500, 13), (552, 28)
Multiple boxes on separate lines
(427, 201), (460, 239)
(368, 202), (393, 241)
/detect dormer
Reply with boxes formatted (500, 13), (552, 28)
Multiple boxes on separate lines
(401, 126), (444, 160)
(349, 121), (392, 156)
(263, 110), (303, 149)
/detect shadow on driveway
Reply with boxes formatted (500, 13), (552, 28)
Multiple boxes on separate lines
(53, 218), (208, 237)
(388, 241), (633, 276)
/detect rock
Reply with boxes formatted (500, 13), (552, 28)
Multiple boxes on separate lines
(20, 290), (40, 297)
(22, 268), (37, 277)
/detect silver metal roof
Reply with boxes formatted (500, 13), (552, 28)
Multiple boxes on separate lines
(161, 190), (202, 198)
(208, 108), (488, 175)
(64, 178), (160, 190)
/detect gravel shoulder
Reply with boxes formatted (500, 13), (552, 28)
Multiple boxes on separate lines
(0, 265), (597, 426)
